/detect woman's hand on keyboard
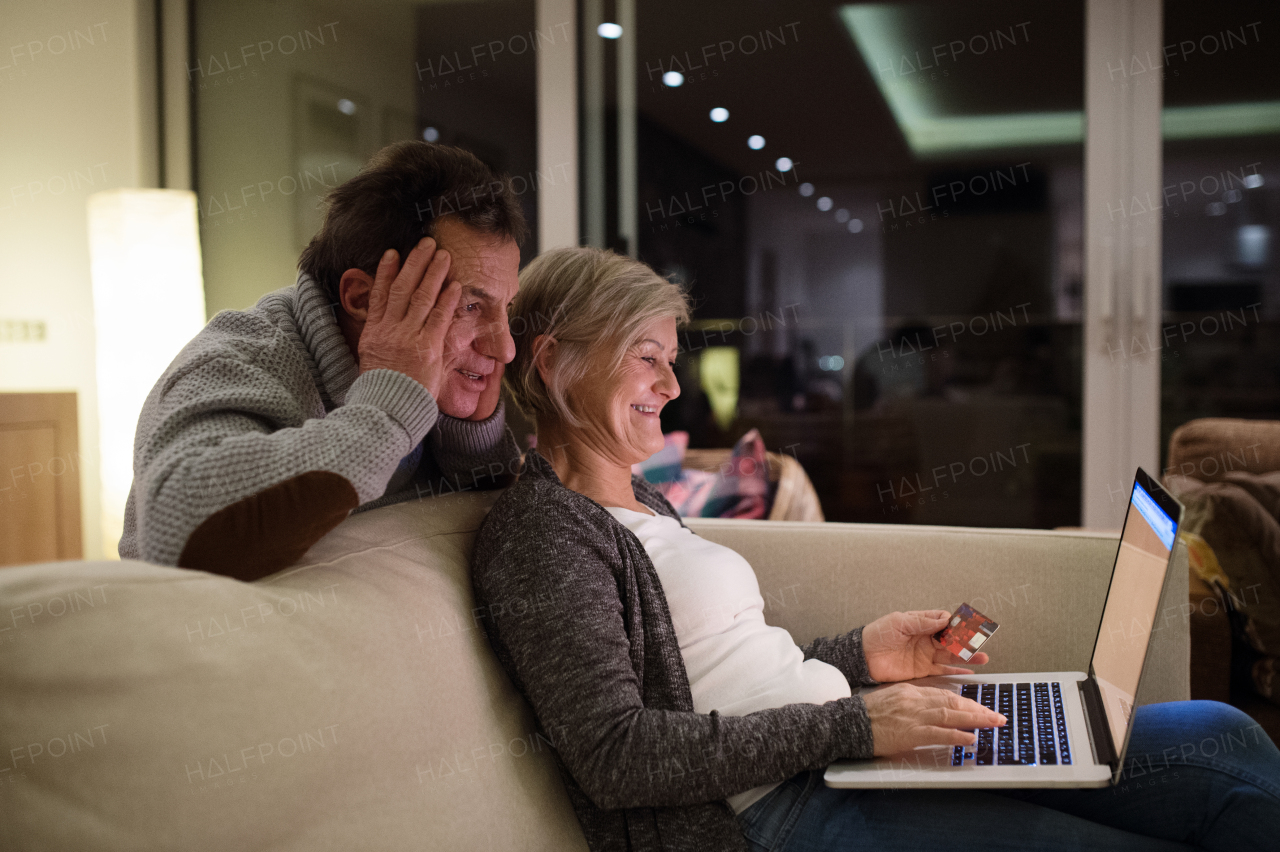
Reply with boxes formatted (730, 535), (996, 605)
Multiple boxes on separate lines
(863, 683), (1006, 756)
(863, 610), (990, 682)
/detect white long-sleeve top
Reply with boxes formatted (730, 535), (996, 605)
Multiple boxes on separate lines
(605, 505), (852, 814)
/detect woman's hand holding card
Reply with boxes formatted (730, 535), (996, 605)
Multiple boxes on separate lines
(862, 609), (992, 683)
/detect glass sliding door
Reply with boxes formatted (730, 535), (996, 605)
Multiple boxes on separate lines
(623, 0), (1087, 526)
(1160, 1), (1280, 459)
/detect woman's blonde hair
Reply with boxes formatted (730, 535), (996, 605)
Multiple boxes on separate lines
(505, 246), (690, 427)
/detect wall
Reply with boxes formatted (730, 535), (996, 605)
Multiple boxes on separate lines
(0, 0), (156, 559)
(194, 0), (417, 315)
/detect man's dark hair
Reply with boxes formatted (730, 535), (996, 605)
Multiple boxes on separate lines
(299, 141), (528, 305)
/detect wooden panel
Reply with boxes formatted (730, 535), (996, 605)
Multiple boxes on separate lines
(0, 426), (59, 564)
(0, 393), (82, 566)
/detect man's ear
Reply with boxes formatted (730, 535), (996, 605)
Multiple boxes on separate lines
(338, 268), (376, 321)
(532, 334), (557, 386)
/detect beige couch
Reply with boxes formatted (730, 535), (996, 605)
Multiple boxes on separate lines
(0, 493), (1189, 851)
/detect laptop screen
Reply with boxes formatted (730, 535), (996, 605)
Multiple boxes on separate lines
(1090, 476), (1180, 755)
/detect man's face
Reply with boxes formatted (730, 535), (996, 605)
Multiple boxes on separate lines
(432, 218), (520, 418)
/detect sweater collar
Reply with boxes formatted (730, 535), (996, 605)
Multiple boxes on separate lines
(293, 272), (360, 408)
(520, 448), (677, 520)
(521, 447), (558, 480)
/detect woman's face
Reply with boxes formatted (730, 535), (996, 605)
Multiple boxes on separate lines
(567, 316), (681, 466)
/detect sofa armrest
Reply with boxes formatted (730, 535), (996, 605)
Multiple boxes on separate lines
(685, 519), (1190, 706)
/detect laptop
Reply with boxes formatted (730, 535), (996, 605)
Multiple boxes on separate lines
(824, 467), (1183, 789)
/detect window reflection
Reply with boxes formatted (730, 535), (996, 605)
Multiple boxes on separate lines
(1161, 0), (1280, 460)
(638, 0), (1086, 526)
(193, 0), (541, 316)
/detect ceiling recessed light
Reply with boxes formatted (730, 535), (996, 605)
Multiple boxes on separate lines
(597, 22), (623, 38)
(817, 196), (833, 211)
(709, 107), (729, 122)
(748, 135), (766, 150)
(848, 218), (864, 233)
(775, 157), (793, 172)
(835, 208), (850, 223)
(336, 99), (356, 115)
(422, 126), (440, 142)
(662, 70), (684, 87)
(817, 355), (845, 371)
(1244, 173), (1264, 189)
(799, 182), (815, 197)
(1236, 224), (1270, 266)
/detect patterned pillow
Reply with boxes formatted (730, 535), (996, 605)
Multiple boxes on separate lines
(657, 429), (772, 519)
(632, 431), (689, 484)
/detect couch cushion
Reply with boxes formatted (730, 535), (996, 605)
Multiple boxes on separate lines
(0, 492), (587, 852)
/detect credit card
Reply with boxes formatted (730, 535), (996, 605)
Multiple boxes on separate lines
(934, 603), (998, 661)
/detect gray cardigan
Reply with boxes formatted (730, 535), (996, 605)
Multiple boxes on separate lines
(471, 449), (876, 852)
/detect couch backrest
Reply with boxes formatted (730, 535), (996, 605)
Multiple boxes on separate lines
(688, 518), (1189, 708)
(0, 492), (588, 852)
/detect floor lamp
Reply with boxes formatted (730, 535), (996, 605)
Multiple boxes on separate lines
(87, 189), (206, 559)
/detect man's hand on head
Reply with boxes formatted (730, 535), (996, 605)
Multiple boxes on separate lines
(356, 237), (461, 400)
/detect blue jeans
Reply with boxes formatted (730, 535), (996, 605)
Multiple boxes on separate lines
(735, 701), (1280, 851)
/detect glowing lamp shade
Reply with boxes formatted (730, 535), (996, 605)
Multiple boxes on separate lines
(699, 346), (740, 431)
(88, 189), (206, 557)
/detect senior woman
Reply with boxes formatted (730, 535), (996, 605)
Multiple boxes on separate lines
(471, 247), (1280, 852)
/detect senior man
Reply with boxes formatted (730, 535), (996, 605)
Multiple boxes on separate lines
(120, 141), (524, 579)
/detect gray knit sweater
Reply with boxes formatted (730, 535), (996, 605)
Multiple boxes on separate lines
(472, 449), (876, 852)
(119, 273), (520, 578)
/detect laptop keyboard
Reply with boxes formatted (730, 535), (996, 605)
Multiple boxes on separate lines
(950, 683), (1073, 767)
